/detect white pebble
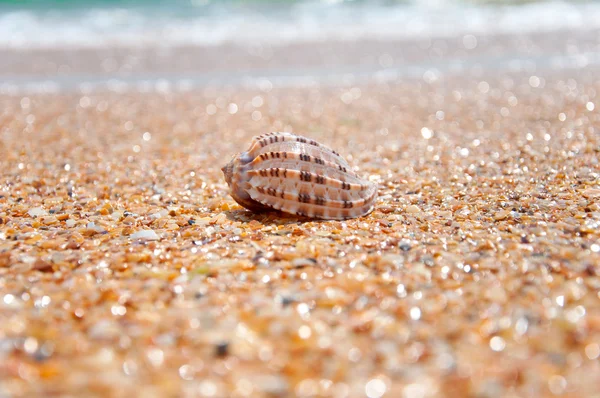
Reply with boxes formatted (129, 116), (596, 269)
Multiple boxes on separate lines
(130, 230), (159, 241)
(150, 209), (168, 220)
(28, 207), (47, 217)
(86, 222), (106, 233)
(406, 205), (421, 213)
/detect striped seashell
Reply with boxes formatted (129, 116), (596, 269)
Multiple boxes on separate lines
(221, 132), (377, 220)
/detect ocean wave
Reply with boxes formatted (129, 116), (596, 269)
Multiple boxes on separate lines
(1, 1), (599, 49)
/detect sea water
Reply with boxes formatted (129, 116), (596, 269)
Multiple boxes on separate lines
(1, 0), (599, 92)
(1, 0), (600, 49)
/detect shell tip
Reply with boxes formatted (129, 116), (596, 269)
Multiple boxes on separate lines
(222, 161), (234, 185)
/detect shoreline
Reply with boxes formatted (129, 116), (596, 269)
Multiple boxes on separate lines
(1, 27), (599, 93)
(2, 56), (600, 96)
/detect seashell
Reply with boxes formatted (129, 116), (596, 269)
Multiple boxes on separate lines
(221, 132), (377, 220)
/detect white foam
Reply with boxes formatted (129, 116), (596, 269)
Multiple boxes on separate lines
(0, 1), (599, 49)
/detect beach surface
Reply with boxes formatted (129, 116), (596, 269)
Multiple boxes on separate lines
(1, 68), (600, 397)
(1, 1), (600, 395)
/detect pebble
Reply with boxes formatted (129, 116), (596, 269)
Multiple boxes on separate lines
(32, 259), (53, 273)
(398, 241), (412, 252)
(86, 222), (106, 234)
(130, 229), (160, 241)
(406, 205), (421, 213)
(27, 207), (47, 217)
(215, 342), (229, 357)
(494, 210), (510, 221)
(582, 189), (600, 199)
(292, 258), (318, 268)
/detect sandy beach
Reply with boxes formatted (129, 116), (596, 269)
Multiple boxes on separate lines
(1, 0), (600, 394)
(1, 61), (599, 396)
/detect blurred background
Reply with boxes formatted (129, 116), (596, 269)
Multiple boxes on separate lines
(1, 0), (599, 91)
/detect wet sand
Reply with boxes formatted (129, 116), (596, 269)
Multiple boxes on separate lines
(2, 28), (600, 88)
(0, 68), (599, 397)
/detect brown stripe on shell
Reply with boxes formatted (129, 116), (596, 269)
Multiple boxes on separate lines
(247, 168), (366, 191)
(248, 161), (364, 191)
(247, 174), (361, 203)
(247, 186), (376, 220)
(248, 134), (351, 171)
(249, 152), (358, 179)
(249, 132), (341, 157)
(247, 181), (376, 209)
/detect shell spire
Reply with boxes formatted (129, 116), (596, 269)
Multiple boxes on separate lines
(222, 132), (377, 220)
